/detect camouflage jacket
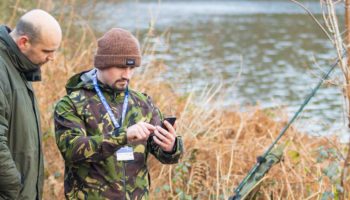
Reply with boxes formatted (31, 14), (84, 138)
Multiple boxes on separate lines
(54, 69), (183, 200)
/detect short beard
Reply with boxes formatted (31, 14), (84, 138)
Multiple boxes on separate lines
(113, 79), (129, 91)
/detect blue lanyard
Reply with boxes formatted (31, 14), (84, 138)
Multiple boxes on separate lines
(93, 75), (129, 129)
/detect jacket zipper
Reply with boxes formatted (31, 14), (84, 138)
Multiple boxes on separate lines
(114, 91), (127, 200)
(123, 161), (126, 200)
(27, 87), (41, 200)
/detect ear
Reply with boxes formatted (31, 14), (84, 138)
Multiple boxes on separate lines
(16, 36), (30, 51)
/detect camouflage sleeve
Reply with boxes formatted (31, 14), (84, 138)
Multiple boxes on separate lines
(54, 96), (127, 165)
(146, 96), (184, 164)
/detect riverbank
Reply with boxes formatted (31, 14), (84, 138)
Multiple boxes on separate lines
(40, 60), (348, 199)
(41, 86), (347, 199)
(0, 0), (348, 199)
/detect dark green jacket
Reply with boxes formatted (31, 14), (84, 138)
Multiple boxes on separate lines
(0, 26), (44, 200)
(54, 69), (183, 199)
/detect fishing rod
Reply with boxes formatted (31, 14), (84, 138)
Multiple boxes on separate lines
(230, 52), (346, 200)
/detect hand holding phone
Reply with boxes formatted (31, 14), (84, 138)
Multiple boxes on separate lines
(149, 117), (177, 142)
(161, 117), (177, 131)
(153, 116), (177, 153)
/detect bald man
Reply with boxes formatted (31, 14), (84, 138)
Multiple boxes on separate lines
(0, 9), (61, 199)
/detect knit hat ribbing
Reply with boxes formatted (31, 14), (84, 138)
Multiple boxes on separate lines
(94, 28), (141, 69)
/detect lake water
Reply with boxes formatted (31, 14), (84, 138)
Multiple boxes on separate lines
(89, 0), (348, 139)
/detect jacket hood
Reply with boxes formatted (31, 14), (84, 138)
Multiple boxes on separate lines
(0, 25), (41, 81)
(65, 69), (126, 95)
(65, 69), (95, 94)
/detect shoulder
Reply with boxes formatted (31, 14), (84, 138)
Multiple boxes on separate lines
(55, 88), (96, 116)
(0, 55), (11, 96)
(129, 89), (154, 103)
(129, 89), (158, 109)
(55, 95), (75, 114)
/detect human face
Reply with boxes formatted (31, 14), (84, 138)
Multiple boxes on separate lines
(97, 66), (136, 90)
(17, 34), (61, 66)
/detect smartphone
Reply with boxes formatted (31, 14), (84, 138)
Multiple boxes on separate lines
(149, 117), (177, 143)
(161, 117), (177, 131)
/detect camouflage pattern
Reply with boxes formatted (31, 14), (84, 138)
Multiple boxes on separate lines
(230, 144), (285, 200)
(54, 69), (183, 200)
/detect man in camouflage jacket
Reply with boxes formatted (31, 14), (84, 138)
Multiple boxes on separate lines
(54, 28), (183, 200)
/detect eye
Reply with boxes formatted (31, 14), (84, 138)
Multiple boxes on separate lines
(42, 49), (55, 54)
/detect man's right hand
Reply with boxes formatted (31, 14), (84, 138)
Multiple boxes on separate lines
(126, 122), (155, 143)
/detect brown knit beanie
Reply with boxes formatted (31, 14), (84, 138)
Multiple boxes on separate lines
(94, 28), (141, 69)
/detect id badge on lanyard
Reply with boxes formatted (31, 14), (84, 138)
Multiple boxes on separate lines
(116, 146), (134, 161)
(93, 74), (134, 161)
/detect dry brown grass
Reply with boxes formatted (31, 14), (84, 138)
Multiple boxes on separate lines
(143, 77), (346, 199)
(1, 1), (349, 199)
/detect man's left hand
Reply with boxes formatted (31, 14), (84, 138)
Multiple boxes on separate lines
(153, 120), (177, 153)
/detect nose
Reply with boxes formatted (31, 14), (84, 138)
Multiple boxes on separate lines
(47, 52), (55, 61)
(121, 67), (132, 79)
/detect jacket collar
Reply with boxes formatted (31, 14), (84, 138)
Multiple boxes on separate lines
(0, 25), (41, 81)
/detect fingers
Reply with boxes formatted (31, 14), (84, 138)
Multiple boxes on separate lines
(153, 126), (176, 152)
(153, 129), (171, 144)
(127, 122), (156, 143)
(138, 123), (151, 136)
(158, 126), (175, 140)
(152, 135), (168, 150)
(143, 122), (156, 131)
(152, 134), (175, 153)
(136, 127), (147, 141)
(162, 120), (176, 137)
(126, 120), (177, 152)
(138, 122), (156, 139)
